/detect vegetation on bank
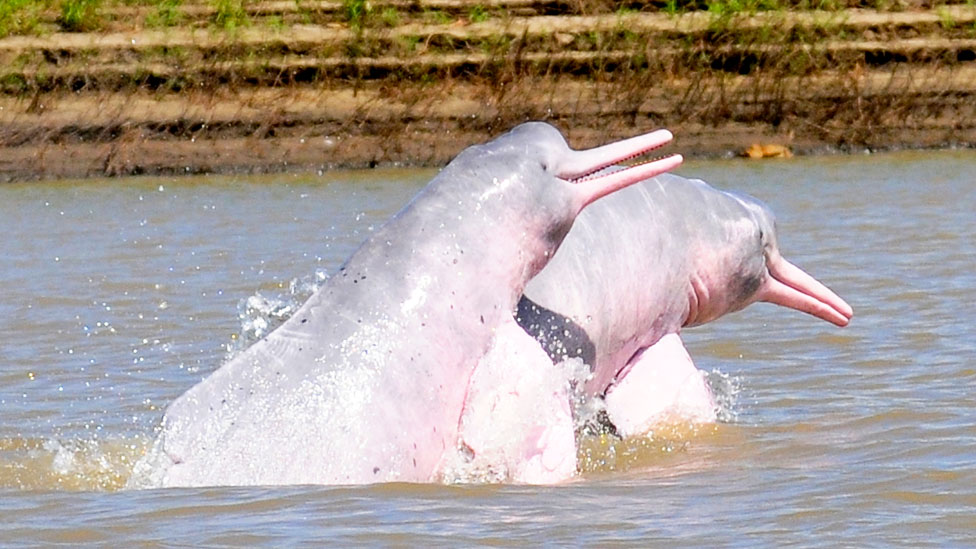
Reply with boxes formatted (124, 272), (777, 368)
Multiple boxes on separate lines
(3, 0), (974, 89)
(2, 0), (976, 37)
(0, 0), (974, 178)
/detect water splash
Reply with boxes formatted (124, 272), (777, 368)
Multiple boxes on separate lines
(577, 367), (740, 476)
(707, 368), (741, 423)
(225, 269), (329, 358)
(0, 436), (150, 491)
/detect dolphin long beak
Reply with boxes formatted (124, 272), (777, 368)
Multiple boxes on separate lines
(557, 129), (683, 209)
(758, 255), (854, 327)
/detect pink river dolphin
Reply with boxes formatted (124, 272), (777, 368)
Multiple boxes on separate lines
(454, 172), (853, 482)
(128, 122), (683, 488)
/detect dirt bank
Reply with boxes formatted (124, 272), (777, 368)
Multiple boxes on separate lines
(1, 0), (974, 181)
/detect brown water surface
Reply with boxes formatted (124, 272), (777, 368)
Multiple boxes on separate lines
(0, 151), (973, 544)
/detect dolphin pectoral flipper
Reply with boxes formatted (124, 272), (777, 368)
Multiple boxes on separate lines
(604, 333), (716, 438)
(451, 320), (577, 484)
(516, 296), (596, 366)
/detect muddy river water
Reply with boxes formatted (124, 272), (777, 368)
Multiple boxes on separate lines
(1, 150), (973, 544)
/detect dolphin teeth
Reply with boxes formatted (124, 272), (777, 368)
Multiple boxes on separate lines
(570, 152), (681, 184)
(556, 128), (675, 183)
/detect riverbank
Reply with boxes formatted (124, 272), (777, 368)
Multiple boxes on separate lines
(1, 0), (974, 181)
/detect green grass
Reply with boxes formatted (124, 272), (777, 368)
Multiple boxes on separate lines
(469, 5), (489, 23)
(424, 9), (453, 25)
(379, 7), (400, 27)
(145, 0), (183, 28)
(0, 0), (48, 37)
(212, 0), (250, 31)
(663, 0), (682, 16)
(343, 0), (371, 29)
(706, 0), (785, 17)
(60, 0), (102, 32)
(401, 34), (422, 52)
(937, 7), (957, 30)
